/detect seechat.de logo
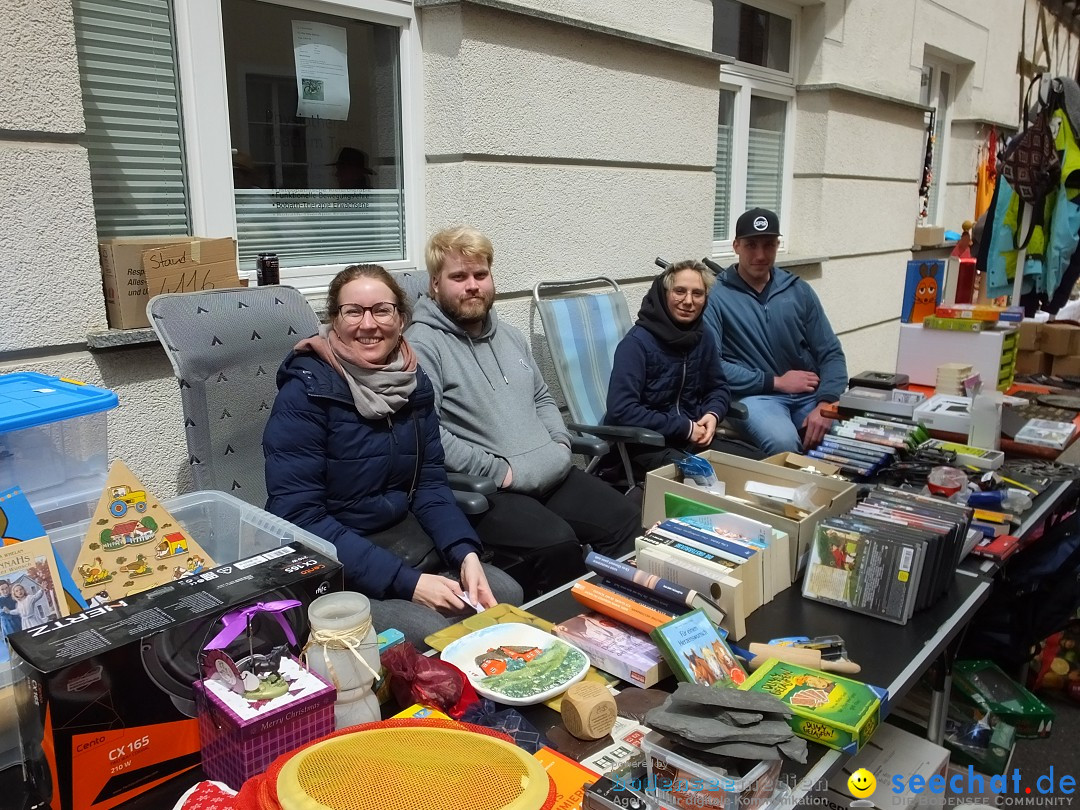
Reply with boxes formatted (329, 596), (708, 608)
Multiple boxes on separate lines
(848, 769), (877, 799)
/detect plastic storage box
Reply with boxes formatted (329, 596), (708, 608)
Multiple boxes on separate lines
(640, 731), (781, 810)
(0, 489), (336, 774)
(0, 372), (118, 529)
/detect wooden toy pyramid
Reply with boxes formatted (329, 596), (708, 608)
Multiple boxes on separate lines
(74, 460), (215, 602)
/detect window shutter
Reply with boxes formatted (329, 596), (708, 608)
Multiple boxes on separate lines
(714, 123), (733, 242)
(746, 125), (784, 212)
(73, 0), (190, 238)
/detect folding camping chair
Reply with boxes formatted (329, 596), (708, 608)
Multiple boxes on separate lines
(533, 277), (666, 487)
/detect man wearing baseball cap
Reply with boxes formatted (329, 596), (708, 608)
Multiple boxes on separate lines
(702, 207), (847, 454)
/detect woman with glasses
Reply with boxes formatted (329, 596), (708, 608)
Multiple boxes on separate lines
(604, 260), (738, 472)
(264, 264), (522, 644)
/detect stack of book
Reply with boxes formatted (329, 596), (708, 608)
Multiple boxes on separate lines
(625, 514), (791, 640)
(936, 363), (974, 395)
(801, 485), (972, 624)
(810, 415), (927, 479)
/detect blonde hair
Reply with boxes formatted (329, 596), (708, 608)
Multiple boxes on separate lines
(663, 260), (715, 292)
(425, 226), (494, 280)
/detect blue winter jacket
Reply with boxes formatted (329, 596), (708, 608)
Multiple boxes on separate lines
(605, 326), (731, 442)
(263, 351), (481, 600)
(702, 265), (847, 403)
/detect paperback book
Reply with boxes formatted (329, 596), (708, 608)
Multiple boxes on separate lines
(552, 612), (671, 688)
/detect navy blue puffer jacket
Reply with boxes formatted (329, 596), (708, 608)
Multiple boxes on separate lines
(605, 326), (731, 442)
(263, 351), (481, 600)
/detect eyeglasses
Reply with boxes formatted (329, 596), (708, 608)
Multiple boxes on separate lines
(337, 302), (399, 324)
(671, 287), (706, 301)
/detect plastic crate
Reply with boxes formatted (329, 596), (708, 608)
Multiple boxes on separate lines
(0, 372), (118, 528)
(641, 731), (781, 810)
(0, 489), (336, 773)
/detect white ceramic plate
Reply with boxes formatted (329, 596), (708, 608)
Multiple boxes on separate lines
(440, 622), (590, 706)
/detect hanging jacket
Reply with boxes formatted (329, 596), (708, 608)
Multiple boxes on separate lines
(406, 297), (573, 496)
(605, 325), (731, 442)
(702, 265), (847, 402)
(263, 351), (481, 600)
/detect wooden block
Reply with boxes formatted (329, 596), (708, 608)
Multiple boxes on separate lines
(561, 682), (617, 741)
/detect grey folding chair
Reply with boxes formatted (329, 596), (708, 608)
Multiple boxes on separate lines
(148, 285), (320, 506)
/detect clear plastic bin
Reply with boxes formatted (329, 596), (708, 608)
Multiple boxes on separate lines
(0, 372), (117, 524)
(640, 731), (782, 810)
(0, 489), (336, 773)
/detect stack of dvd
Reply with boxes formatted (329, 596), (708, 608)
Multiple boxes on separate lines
(801, 485), (972, 624)
(809, 415), (928, 480)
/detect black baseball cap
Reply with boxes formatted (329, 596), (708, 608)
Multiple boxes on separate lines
(734, 207), (781, 239)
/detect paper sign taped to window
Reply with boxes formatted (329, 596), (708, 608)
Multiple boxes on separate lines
(293, 20), (350, 121)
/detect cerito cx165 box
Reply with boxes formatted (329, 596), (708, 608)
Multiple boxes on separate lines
(8, 546), (342, 810)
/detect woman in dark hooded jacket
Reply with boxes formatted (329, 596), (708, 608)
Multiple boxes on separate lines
(263, 264), (521, 644)
(605, 260), (736, 470)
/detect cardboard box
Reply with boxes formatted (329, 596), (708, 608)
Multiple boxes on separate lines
(99, 237), (239, 329)
(815, 723), (949, 810)
(896, 323), (1018, 391)
(9, 547), (343, 810)
(195, 659), (336, 790)
(914, 226), (946, 247)
(1051, 354), (1080, 377)
(763, 452), (841, 477)
(643, 451), (857, 581)
(1015, 350), (1053, 376)
(1017, 320), (1043, 351)
(1039, 323), (1080, 356)
(737, 659), (887, 754)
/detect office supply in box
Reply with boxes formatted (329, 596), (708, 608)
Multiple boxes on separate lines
(896, 323), (1018, 391)
(0, 372), (118, 528)
(643, 451), (857, 582)
(640, 730), (782, 810)
(913, 394), (973, 434)
(917, 439), (1004, 470)
(813, 723), (949, 810)
(737, 660), (886, 754)
(839, 387), (926, 418)
(1012, 418), (1076, 450)
(952, 659), (1054, 738)
(8, 489), (341, 810)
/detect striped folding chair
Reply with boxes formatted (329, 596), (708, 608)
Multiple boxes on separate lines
(533, 277), (664, 487)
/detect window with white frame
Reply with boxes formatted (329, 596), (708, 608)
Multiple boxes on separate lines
(72, 0), (422, 298)
(919, 59), (954, 227)
(711, 0), (795, 251)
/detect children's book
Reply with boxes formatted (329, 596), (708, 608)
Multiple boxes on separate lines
(0, 523), (69, 665)
(901, 259), (945, 323)
(0, 486), (85, 615)
(650, 609), (746, 688)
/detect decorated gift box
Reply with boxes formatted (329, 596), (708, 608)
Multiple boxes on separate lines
(194, 601), (337, 790)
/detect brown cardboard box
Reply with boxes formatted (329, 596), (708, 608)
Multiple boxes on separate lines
(762, 452), (841, 477)
(1052, 354), (1080, 377)
(1018, 319), (1043, 351)
(1039, 323), (1080, 356)
(100, 237), (239, 329)
(1015, 350), (1053, 375)
(643, 451), (857, 581)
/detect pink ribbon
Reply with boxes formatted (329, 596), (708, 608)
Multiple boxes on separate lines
(204, 599), (302, 652)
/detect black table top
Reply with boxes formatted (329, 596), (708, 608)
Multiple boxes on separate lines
(2, 568), (994, 810)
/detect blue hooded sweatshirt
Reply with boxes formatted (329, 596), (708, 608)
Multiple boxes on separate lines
(702, 265), (847, 403)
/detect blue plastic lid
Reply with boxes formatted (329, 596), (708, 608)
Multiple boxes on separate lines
(0, 372), (119, 433)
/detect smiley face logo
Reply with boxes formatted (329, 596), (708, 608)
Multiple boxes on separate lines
(847, 768), (876, 798)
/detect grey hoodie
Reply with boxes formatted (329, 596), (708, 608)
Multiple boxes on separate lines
(407, 296), (573, 496)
